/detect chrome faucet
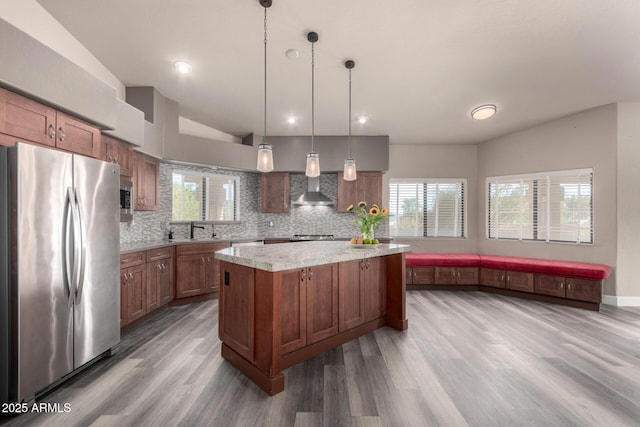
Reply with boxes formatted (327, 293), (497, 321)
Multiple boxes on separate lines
(190, 221), (205, 239)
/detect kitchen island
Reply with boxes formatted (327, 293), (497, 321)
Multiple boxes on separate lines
(215, 241), (410, 395)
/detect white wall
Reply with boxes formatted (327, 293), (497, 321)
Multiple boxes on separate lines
(477, 104), (619, 295)
(0, 0), (125, 99)
(616, 103), (640, 300)
(386, 144), (479, 253)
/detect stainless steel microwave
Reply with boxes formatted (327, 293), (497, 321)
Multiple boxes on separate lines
(120, 178), (133, 222)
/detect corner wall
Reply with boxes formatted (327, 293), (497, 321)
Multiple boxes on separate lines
(477, 104), (619, 296)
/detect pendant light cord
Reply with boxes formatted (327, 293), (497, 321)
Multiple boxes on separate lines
(311, 41), (315, 153)
(348, 68), (352, 159)
(263, 7), (268, 142)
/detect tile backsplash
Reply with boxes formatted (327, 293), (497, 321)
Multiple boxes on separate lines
(120, 162), (386, 245)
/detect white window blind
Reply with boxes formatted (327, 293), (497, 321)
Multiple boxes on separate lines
(487, 169), (592, 244)
(389, 179), (465, 238)
(172, 170), (239, 222)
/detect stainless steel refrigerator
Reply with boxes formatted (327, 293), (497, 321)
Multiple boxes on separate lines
(1, 142), (120, 403)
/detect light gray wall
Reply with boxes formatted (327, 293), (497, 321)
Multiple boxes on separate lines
(616, 103), (640, 299)
(477, 104), (618, 295)
(385, 144), (479, 254)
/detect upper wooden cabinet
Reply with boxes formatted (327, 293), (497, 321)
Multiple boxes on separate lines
(133, 151), (159, 211)
(101, 134), (134, 177)
(0, 87), (101, 158)
(261, 172), (290, 213)
(337, 172), (383, 212)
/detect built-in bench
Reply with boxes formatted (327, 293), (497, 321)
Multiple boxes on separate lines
(405, 253), (611, 311)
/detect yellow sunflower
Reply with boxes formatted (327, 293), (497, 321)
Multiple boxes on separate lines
(358, 201), (366, 207)
(369, 206), (380, 216)
(371, 204), (379, 211)
(346, 204), (354, 212)
(381, 207), (388, 215)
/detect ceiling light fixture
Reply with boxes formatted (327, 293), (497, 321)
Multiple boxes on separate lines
(471, 104), (496, 120)
(173, 61), (192, 74)
(256, 0), (274, 173)
(305, 31), (320, 178)
(356, 115), (369, 124)
(287, 116), (296, 124)
(343, 59), (357, 182)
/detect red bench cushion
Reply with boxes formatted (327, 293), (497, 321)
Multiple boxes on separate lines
(480, 255), (611, 280)
(406, 253), (480, 268)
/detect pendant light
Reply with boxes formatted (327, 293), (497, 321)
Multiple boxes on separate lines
(256, 0), (274, 172)
(343, 59), (357, 181)
(305, 31), (320, 178)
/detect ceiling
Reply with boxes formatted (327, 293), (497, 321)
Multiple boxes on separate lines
(37, 0), (640, 145)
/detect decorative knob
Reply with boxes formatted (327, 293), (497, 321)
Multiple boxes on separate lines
(58, 127), (65, 141)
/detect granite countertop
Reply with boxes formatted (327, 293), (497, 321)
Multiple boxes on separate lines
(119, 236), (291, 254)
(214, 241), (410, 272)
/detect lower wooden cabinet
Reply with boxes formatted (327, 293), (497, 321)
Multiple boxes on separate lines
(534, 275), (601, 303)
(176, 243), (229, 298)
(281, 264), (338, 354)
(147, 247), (174, 309)
(406, 267), (435, 285)
(219, 262), (255, 361)
(363, 257), (387, 322)
(505, 271), (534, 292)
(435, 267), (478, 285)
(480, 268), (506, 288)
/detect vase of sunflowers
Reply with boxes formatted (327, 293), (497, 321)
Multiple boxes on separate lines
(347, 201), (390, 244)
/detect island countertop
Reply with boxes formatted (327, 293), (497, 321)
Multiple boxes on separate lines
(214, 241), (410, 272)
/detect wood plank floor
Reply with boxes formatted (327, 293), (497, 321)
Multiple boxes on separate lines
(3, 291), (640, 427)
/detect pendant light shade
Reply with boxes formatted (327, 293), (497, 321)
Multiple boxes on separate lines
(305, 31), (320, 177)
(256, 0), (274, 173)
(343, 59), (357, 181)
(257, 142), (274, 172)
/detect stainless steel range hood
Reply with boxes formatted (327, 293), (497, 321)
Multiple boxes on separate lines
(293, 177), (333, 206)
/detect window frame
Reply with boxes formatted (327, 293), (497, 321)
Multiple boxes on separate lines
(486, 168), (593, 244)
(388, 178), (467, 239)
(171, 169), (241, 223)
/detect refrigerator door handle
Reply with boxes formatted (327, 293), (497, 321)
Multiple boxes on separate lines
(73, 188), (87, 304)
(62, 187), (74, 305)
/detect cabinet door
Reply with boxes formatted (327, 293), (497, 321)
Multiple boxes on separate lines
(339, 260), (365, 332)
(336, 172), (357, 212)
(281, 269), (307, 354)
(159, 258), (174, 305)
(480, 268), (505, 288)
(456, 267), (479, 285)
(102, 134), (118, 164)
(306, 264), (339, 344)
(534, 275), (566, 297)
(176, 254), (206, 298)
(118, 141), (134, 177)
(140, 155), (159, 210)
(413, 267), (435, 285)
(566, 278), (601, 303)
(147, 260), (162, 312)
(125, 264), (147, 323)
(356, 172), (383, 208)
(219, 262), (255, 361)
(56, 111), (101, 158)
(0, 87), (56, 147)
(364, 257), (386, 322)
(434, 267), (457, 285)
(120, 270), (128, 327)
(205, 256), (220, 294)
(506, 271), (534, 293)
(261, 172), (290, 213)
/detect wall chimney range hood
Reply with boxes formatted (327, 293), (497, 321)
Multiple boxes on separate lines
(293, 177), (333, 206)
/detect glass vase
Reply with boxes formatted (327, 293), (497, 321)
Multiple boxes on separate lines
(362, 224), (375, 242)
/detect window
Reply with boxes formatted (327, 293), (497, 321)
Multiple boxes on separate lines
(389, 179), (465, 238)
(172, 170), (239, 222)
(487, 168), (592, 244)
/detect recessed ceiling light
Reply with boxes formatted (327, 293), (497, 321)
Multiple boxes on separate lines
(285, 49), (300, 59)
(173, 60), (192, 74)
(471, 104), (496, 120)
(287, 116), (296, 124)
(356, 115), (369, 124)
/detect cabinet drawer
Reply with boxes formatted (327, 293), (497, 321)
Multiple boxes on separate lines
(120, 251), (146, 268)
(176, 242), (229, 256)
(146, 246), (174, 261)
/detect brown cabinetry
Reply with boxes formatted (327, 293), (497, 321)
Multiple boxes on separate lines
(133, 151), (159, 211)
(0, 87), (101, 157)
(435, 267), (478, 285)
(505, 271), (534, 292)
(338, 257), (387, 331)
(281, 264), (338, 354)
(219, 262), (255, 361)
(337, 172), (382, 212)
(534, 275), (601, 303)
(406, 267), (435, 285)
(480, 268), (506, 289)
(120, 252), (147, 327)
(101, 134), (133, 176)
(175, 243), (229, 298)
(363, 257), (387, 322)
(261, 172), (290, 213)
(147, 247), (174, 309)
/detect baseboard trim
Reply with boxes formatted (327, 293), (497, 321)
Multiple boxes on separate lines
(602, 295), (640, 307)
